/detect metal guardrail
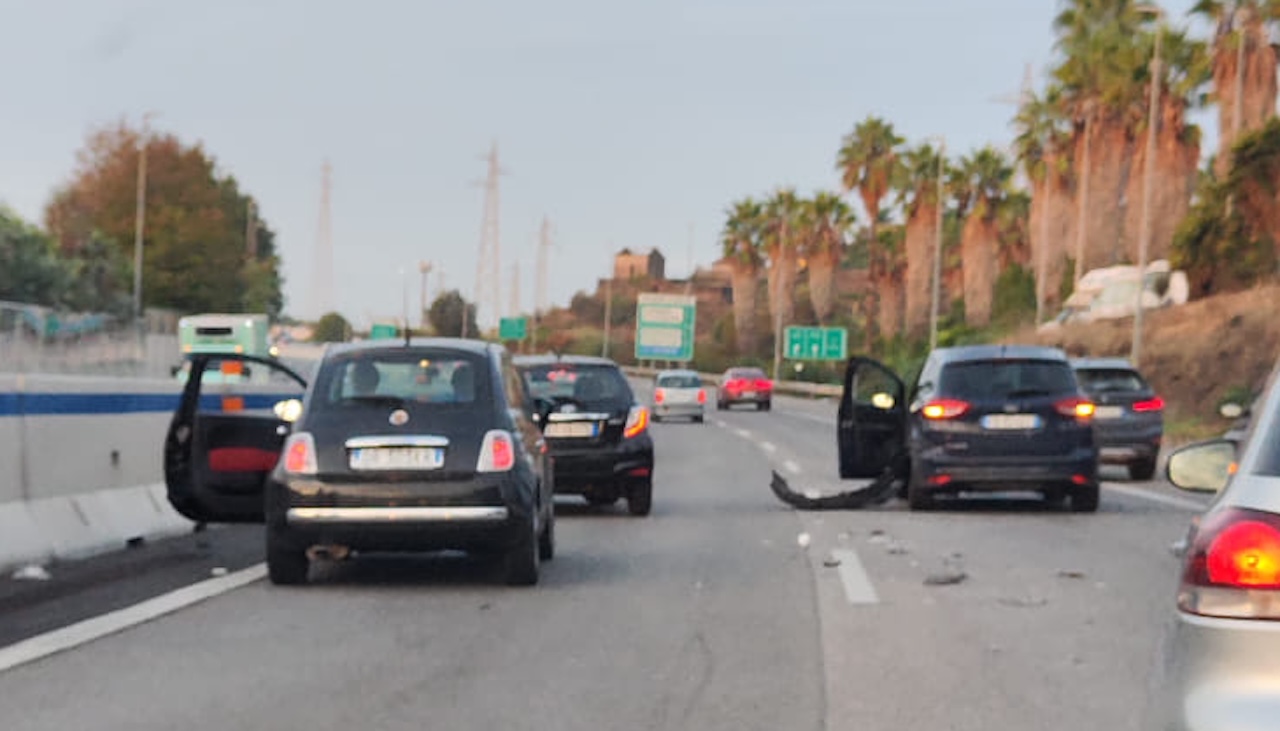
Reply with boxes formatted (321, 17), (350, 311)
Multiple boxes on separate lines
(622, 366), (842, 398)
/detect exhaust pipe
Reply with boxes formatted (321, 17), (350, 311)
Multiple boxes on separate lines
(306, 544), (352, 562)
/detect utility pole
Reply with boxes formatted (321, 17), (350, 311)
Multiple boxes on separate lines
(509, 260), (521, 319)
(685, 222), (695, 295)
(315, 160), (335, 317)
(418, 261), (432, 329)
(472, 141), (507, 335)
(772, 217), (787, 382)
(132, 111), (157, 326)
(930, 137), (946, 352)
(534, 216), (552, 352)
(602, 275), (613, 358)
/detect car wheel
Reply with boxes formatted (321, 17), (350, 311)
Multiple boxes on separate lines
(1128, 458), (1157, 481)
(693, 414), (704, 424)
(762, 400), (772, 412)
(906, 474), (934, 511)
(653, 413), (663, 423)
(628, 478), (653, 517)
(1071, 483), (1100, 513)
(266, 526), (309, 586)
(503, 512), (540, 586)
(538, 502), (556, 561)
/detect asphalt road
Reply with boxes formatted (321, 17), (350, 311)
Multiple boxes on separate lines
(0, 385), (1209, 730)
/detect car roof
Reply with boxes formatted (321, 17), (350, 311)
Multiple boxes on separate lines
(512, 353), (619, 367)
(1069, 357), (1137, 371)
(932, 344), (1069, 364)
(323, 337), (499, 360)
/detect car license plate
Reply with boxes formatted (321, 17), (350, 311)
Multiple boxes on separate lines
(981, 413), (1041, 430)
(349, 447), (445, 471)
(545, 421), (599, 438)
(1094, 405), (1125, 420)
(743, 391), (756, 398)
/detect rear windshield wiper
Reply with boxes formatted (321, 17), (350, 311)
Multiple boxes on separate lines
(338, 394), (407, 407)
(1002, 388), (1053, 399)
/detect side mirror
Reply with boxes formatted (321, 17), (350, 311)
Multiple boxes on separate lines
(1219, 402), (1247, 420)
(531, 398), (554, 427)
(870, 392), (896, 410)
(273, 398), (303, 423)
(1166, 439), (1237, 494)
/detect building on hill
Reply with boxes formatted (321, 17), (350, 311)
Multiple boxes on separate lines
(613, 248), (665, 281)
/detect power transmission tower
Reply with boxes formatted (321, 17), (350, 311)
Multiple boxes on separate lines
(314, 160), (335, 317)
(509, 259), (521, 320)
(469, 141), (507, 336)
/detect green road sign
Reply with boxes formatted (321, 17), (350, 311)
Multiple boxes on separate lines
(635, 293), (696, 362)
(785, 326), (847, 361)
(499, 317), (528, 341)
(369, 323), (398, 340)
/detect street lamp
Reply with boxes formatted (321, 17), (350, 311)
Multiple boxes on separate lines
(132, 111), (158, 325)
(1132, 4), (1164, 367)
(928, 136), (946, 352)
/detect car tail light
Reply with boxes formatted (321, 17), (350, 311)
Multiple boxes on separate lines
(1179, 508), (1280, 619)
(1054, 397), (1095, 420)
(755, 379), (773, 391)
(1132, 396), (1164, 413)
(282, 433), (317, 474)
(654, 388), (666, 404)
(922, 399), (970, 420)
(697, 389), (707, 404)
(725, 379), (742, 392)
(477, 430), (516, 472)
(624, 406), (649, 438)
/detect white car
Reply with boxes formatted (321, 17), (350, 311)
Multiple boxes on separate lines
(652, 369), (707, 423)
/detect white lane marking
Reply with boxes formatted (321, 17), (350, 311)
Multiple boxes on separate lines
(735, 428), (752, 439)
(784, 459), (802, 475)
(829, 549), (880, 604)
(713, 419), (727, 428)
(0, 563), (266, 674)
(1104, 483), (1209, 512)
(778, 410), (831, 426)
(760, 441), (777, 454)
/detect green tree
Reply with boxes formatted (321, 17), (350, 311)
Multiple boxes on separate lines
(895, 142), (949, 338)
(428, 290), (477, 337)
(311, 312), (351, 343)
(720, 197), (765, 354)
(802, 192), (856, 324)
(0, 208), (67, 306)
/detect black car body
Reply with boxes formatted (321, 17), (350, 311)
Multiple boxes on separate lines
(164, 339), (554, 586)
(838, 345), (1101, 511)
(513, 354), (655, 516)
(1070, 357), (1165, 480)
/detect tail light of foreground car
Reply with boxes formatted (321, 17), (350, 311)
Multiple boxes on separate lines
(1054, 397), (1095, 420)
(282, 433), (318, 475)
(922, 399), (970, 420)
(1179, 507), (1280, 619)
(624, 406), (650, 438)
(477, 430), (516, 472)
(1132, 396), (1165, 413)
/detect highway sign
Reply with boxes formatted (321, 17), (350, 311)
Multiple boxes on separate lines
(369, 323), (398, 340)
(635, 293), (696, 361)
(785, 326), (847, 361)
(499, 317), (528, 341)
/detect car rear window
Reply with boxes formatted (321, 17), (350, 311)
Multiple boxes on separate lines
(521, 363), (634, 410)
(657, 373), (701, 388)
(938, 359), (1078, 401)
(727, 368), (767, 380)
(1074, 368), (1149, 394)
(312, 349), (490, 411)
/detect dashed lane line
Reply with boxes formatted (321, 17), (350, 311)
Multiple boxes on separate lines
(829, 549), (880, 604)
(784, 459), (803, 475)
(761, 441), (778, 454)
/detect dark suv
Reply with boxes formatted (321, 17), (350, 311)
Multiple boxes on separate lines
(838, 345), (1100, 511)
(164, 339), (555, 586)
(514, 355), (655, 516)
(1071, 358), (1164, 481)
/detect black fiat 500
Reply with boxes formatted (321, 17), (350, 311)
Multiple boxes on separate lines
(164, 339), (555, 586)
(514, 355), (655, 516)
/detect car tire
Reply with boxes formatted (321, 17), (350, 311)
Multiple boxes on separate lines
(906, 474), (934, 511)
(628, 478), (653, 517)
(266, 527), (309, 586)
(763, 400), (772, 412)
(693, 415), (704, 424)
(503, 513), (540, 586)
(1128, 458), (1157, 481)
(538, 503), (556, 561)
(653, 413), (663, 423)
(1071, 483), (1100, 513)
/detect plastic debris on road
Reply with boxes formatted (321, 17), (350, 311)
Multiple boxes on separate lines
(12, 564), (51, 581)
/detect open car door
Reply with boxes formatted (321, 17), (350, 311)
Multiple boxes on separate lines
(837, 357), (907, 479)
(165, 354), (307, 523)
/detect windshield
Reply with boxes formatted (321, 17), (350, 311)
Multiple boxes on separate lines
(939, 360), (1078, 401)
(1075, 368), (1149, 394)
(657, 373), (701, 388)
(521, 363), (633, 410)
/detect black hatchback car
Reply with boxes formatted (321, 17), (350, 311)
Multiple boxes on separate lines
(838, 345), (1100, 511)
(164, 339), (555, 586)
(514, 355), (655, 516)
(1071, 358), (1164, 481)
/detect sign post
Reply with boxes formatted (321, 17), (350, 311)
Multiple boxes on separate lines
(784, 326), (848, 361)
(635, 293), (696, 363)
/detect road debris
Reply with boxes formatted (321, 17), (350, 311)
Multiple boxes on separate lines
(823, 555), (842, 568)
(924, 571), (968, 586)
(210, 567), (229, 577)
(11, 564), (51, 581)
(796, 532), (812, 549)
(1057, 569), (1087, 579)
(998, 595), (1048, 608)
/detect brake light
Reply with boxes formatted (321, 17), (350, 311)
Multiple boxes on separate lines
(477, 430), (516, 472)
(1054, 397), (1095, 419)
(1132, 396), (1164, 413)
(654, 388), (666, 404)
(624, 406), (649, 438)
(922, 399), (969, 420)
(282, 433), (317, 474)
(725, 379), (743, 392)
(697, 389), (707, 404)
(1179, 508), (1280, 619)
(755, 379), (772, 391)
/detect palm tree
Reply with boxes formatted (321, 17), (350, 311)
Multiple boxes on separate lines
(1192, 1), (1280, 178)
(1015, 84), (1077, 317)
(721, 198), (765, 354)
(837, 116), (903, 341)
(956, 147), (1015, 326)
(762, 188), (804, 339)
(895, 142), (948, 339)
(804, 192), (856, 324)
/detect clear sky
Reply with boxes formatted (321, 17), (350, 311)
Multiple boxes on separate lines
(0, 0), (1205, 328)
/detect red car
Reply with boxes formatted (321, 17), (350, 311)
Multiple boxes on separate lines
(717, 367), (773, 411)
